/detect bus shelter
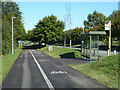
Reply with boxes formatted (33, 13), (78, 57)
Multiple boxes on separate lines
(80, 31), (106, 60)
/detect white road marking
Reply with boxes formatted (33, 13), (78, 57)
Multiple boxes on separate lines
(30, 50), (54, 90)
(51, 71), (67, 74)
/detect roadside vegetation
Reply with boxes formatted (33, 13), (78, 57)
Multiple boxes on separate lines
(39, 46), (81, 58)
(26, 10), (120, 47)
(1, 48), (22, 84)
(2, 2), (26, 55)
(69, 54), (119, 88)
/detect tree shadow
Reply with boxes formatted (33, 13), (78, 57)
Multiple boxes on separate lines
(22, 45), (45, 50)
(60, 52), (75, 58)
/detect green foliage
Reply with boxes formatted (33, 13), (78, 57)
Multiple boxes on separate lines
(27, 15), (65, 45)
(70, 54), (119, 88)
(1, 48), (22, 83)
(108, 11), (120, 39)
(64, 27), (83, 45)
(84, 11), (109, 41)
(39, 46), (81, 58)
(26, 9), (119, 47)
(2, 1), (26, 55)
(84, 10), (120, 44)
(84, 11), (108, 31)
(90, 54), (119, 75)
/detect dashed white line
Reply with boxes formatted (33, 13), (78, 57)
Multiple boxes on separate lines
(30, 50), (54, 90)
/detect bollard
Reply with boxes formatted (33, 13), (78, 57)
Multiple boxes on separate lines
(48, 46), (50, 51)
(90, 53), (92, 62)
(114, 50), (116, 55)
(48, 46), (53, 51)
(50, 46), (53, 51)
(107, 49), (110, 56)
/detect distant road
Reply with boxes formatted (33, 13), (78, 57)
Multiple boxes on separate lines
(2, 46), (108, 89)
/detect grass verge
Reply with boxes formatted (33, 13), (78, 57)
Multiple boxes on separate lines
(0, 48), (22, 84)
(39, 46), (81, 58)
(69, 54), (119, 88)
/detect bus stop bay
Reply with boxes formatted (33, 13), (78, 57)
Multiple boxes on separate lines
(80, 31), (106, 60)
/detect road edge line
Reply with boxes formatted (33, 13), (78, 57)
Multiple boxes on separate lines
(30, 50), (55, 90)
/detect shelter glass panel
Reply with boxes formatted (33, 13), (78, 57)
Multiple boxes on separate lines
(91, 35), (99, 60)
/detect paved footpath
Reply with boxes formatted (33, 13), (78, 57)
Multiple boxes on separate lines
(2, 48), (109, 89)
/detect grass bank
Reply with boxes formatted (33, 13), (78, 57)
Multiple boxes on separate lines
(39, 46), (81, 58)
(69, 54), (119, 88)
(0, 48), (22, 84)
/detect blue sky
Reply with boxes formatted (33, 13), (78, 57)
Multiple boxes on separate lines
(18, 2), (118, 32)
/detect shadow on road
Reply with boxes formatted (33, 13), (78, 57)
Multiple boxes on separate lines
(22, 45), (45, 50)
(60, 52), (76, 58)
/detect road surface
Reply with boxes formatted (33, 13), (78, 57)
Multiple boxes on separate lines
(2, 46), (109, 89)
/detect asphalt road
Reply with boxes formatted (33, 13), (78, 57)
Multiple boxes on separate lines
(2, 46), (109, 90)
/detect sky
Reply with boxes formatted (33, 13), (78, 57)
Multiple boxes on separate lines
(18, 2), (118, 32)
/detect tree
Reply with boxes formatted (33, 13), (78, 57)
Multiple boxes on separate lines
(72, 27), (83, 45)
(65, 3), (72, 48)
(84, 11), (108, 31)
(84, 11), (109, 43)
(2, 1), (26, 55)
(64, 27), (83, 45)
(108, 11), (120, 39)
(32, 15), (65, 45)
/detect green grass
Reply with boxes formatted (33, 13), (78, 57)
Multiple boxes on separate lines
(69, 54), (119, 88)
(72, 44), (81, 48)
(39, 46), (81, 58)
(0, 48), (22, 84)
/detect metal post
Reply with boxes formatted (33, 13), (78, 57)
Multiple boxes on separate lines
(108, 49), (110, 56)
(109, 29), (111, 51)
(109, 21), (111, 52)
(12, 17), (16, 55)
(90, 35), (91, 60)
(114, 50), (116, 55)
(12, 18), (13, 55)
(83, 23), (84, 33)
(70, 40), (71, 48)
(98, 36), (99, 60)
(64, 40), (66, 47)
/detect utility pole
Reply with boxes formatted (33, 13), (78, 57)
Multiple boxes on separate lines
(82, 9), (84, 33)
(12, 17), (16, 55)
(65, 2), (72, 48)
(83, 23), (84, 33)
(67, 3), (72, 48)
(64, 17), (66, 47)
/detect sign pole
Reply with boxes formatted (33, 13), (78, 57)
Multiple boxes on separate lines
(105, 20), (111, 53)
